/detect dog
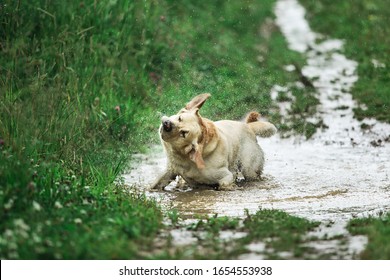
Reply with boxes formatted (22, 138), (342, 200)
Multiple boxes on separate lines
(150, 93), (277, 191)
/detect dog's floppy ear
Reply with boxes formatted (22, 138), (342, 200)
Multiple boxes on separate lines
(185, 93), (211, 111)
(188, 143), (205, 169)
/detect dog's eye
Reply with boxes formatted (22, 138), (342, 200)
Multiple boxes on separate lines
(180, 130), (189, 138)
(178, 116), (183, 122)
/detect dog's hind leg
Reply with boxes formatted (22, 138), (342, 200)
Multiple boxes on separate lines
(242, 164), (263, 181)
(241, 142), (264, 181)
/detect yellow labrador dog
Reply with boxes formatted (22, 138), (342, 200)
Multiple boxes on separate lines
(151, 93), (276, 191)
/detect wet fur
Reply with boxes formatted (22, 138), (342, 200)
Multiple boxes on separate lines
(151, 94), (277, 191)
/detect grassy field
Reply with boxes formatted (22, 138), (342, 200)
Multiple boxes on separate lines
(0, 0), (312, 259)
(300, 0), (390, 260)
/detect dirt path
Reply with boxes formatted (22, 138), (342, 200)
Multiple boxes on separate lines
(123, 0), (390, 258)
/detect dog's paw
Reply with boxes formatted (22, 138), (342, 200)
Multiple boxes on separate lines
(147, 184), (164, 192)
(217, 183), (237, 191)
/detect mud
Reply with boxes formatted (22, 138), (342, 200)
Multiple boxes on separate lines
(123, 0), (390, 259)
(124, 138), (389, 221)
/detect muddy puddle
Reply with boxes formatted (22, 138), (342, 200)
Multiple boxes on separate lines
(124, 137), (390, 222)
(123, 0), (390, 258)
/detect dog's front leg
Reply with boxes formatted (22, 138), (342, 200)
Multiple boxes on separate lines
(216, 169), (236, 191)
(150, 170), (176, 191)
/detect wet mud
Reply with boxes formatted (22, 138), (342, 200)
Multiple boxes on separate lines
(124, 138), (390, 222)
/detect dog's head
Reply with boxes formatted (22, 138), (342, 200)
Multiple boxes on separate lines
(160, 93), (211, 169)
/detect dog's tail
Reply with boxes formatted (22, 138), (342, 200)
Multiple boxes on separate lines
(245, 111), (277, 138)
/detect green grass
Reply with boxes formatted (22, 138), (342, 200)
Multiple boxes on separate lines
(0, 0), (311, 259)
(277, 84), (323, 139)
(165, 209), (320, 259)
(143, 1), (307, 124)
(1, 0), (165, 259)
(347, 213), (390, 259)
(242, 209), (320, 258)
(0, 148), (163, 259)
(189, 215), (241, 234)
(300, 0), (390, 123)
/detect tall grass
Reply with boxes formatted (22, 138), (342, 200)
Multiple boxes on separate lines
(0, 0), (164, 167)
(1, 0), (167, 259)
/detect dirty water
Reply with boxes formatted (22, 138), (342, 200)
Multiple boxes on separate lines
(123, 0), (390, 258)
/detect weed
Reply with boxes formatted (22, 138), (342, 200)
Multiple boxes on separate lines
(188, 215), (241, 234)
(167, 209), (180, 226)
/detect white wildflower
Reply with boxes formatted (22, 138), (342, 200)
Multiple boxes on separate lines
(19, 230), (29, 239)
(32, 233), (42, 243)
(54, 201), (63, 209)
(14, 219), (30, 231)
(9, 251), (19, 259)
(8, 242), (18, 250)
(4, 198), (14, 210)
(371, 59), (385, 68)
(74, 218), (82, 224)
(32, 201), (42, 211)
(4, 229), (13, 238)
(284, 64), (296, 72)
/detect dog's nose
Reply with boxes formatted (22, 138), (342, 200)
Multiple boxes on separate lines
(162, 119), (173, 132)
